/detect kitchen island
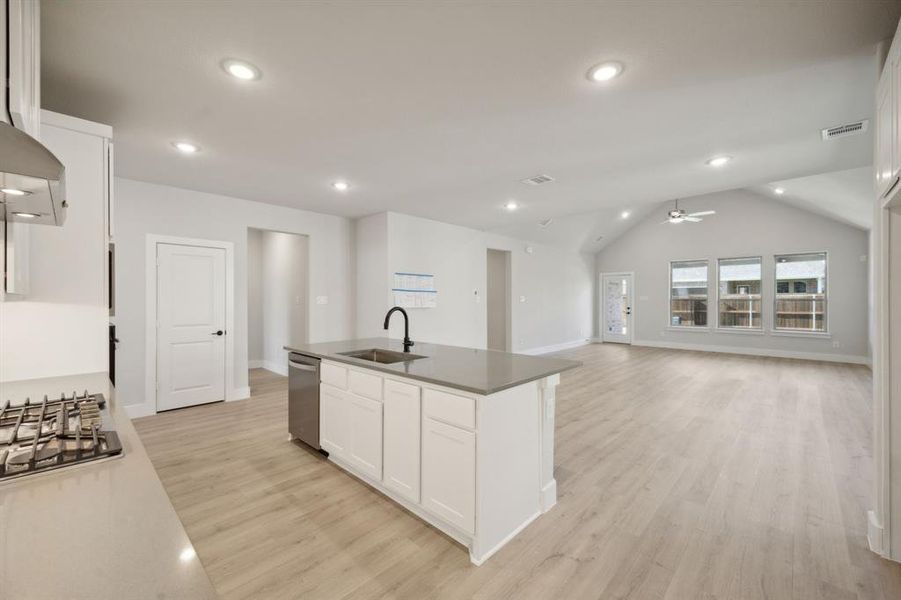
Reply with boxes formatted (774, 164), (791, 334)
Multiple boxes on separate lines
(286, 338), (580, 565)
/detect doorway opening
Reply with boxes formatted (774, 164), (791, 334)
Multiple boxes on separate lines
(247, 228), (309, 392)
(601, 272), (634, 344)
(486, 249), (512, 351)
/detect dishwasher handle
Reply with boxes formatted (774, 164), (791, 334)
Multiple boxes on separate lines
(289, 360), (318, 372)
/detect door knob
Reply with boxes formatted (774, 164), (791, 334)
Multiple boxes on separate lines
(212, 330), (224, 336)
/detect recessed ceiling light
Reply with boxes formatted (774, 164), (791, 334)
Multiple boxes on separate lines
(773, 187), (786, 195)
(705, 155), (732, 167)
(621, 210), (631, 219)
(173, 141), (200, 154)
(222, 59), (261, 81)
(1, 187), (29, 196)
(12, 211), (40, 219)
(587, 61), (624, 82)
(332, 181), (350, 192)
(504, 201), (519, 211)
(179, 547), (197, 562)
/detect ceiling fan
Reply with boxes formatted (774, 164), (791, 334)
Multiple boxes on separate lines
(661, 199), (715, 224)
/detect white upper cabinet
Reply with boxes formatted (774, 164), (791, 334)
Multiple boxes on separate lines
(2, 0), (41, 137)
(877, 64), (895, 197)
(877, 20), (901, 200)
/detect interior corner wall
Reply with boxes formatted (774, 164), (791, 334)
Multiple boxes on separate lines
(114, 178), (354, 409)
(594, 189), (870, 362)
(247, 228), (263, 365)
(354, 212), (594, 352)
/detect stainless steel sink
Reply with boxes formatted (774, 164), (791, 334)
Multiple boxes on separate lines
(338, 348), (427, 364)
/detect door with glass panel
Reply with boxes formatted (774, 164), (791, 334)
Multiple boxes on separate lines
(602, 273), (634, 343)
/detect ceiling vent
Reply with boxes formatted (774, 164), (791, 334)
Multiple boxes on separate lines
(821, 120), (868, 141)
(520, 174), (555, 186)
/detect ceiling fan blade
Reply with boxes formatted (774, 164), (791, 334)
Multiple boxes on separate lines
(683, 216), (702, 222)
(660, 220), (673, 225)
(687, 210), (715, 217)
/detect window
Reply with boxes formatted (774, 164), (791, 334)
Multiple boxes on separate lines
(670, 260), (708, 327)
(774, 252), (827, 332)
(717, 257), (762, 329)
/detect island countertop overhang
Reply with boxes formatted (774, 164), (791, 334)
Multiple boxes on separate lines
(284, 338), (581, 395)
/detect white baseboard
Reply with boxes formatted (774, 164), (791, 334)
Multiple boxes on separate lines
(867, 510), (885, 556)
(261, 360), (288, 377)
(520, 339), (590, 356)
(540, 479), (557, 513)
(124, 402), (156, 419)
(230, 386), (251, 401)
(632, 339), (869, 365)
(248, 359), (264, 369)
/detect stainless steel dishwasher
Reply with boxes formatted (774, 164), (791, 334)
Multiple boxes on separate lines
(288, 353), (322, 451)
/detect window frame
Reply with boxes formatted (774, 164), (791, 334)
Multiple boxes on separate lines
(715, 255), (764, 332)
(668, 258), (710, 330)
(772, 251), (829, 335)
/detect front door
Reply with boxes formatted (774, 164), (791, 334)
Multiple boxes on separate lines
(602, 273), (633, 344)
(157, 243), (226, 411)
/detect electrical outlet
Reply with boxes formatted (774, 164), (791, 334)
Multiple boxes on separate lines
(832, 341), (841, 349)
(519, 295), (526, 303)
(315, 295), (328, 305)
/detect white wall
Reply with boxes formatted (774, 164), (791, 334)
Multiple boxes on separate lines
(486, 249), (510, 351)
(0, 118), (108, 382)
(595, 189), (870, 362)
(355, 212), (594, 353)
(247, 228), (263, 365)
(114, 178), (354, 410)
(261, 230), (308, 374)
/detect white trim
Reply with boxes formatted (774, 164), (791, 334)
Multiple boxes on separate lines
(714, 327), (765, 335)
(868, 510), (887, 557)
(470, 510), (541, 566)
(519, 339), (590, 356)
(633, 339), (868, 365)
(262, 360), (288, 377)
(769, 330), (832, 339)
(123, 402), (156, 419)
(41, 109), (113, 138)
(666, 326), (710, 333)
(145, 234), (236, 417)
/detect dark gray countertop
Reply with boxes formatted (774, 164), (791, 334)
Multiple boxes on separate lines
(285, 338), (581, 395)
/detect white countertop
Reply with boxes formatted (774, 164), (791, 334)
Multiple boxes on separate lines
(0, 372), (217, 600)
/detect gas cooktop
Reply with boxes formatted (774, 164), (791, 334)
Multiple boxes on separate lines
(0, 391), (123, 482)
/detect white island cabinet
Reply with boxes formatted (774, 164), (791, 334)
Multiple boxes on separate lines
(316, 358), (562, 565)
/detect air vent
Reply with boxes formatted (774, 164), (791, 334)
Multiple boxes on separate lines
(821, 120), (868, 140)
(520, 174), (555, 186)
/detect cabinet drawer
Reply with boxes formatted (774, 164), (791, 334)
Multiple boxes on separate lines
(349, 369), (383, 401)
(423, 388), (475, 429)
(321, 362), (347, 389)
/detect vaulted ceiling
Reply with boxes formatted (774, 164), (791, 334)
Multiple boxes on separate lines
(41, 1), (898, 251)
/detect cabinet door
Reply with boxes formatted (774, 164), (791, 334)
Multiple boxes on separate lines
(348, 394), (383, 480)
(877, 65), (897, 198)
(892, 45), (901, 185)
(422, 418), (475, 534)
(384, 379), (421, 503)
(320, 384), (349, 460)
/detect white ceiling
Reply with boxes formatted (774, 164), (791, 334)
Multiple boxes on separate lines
(41, 1), (898, 251)
(750, 166), (874, 230)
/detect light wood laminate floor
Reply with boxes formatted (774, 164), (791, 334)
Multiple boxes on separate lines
(134, 345), (901, 599)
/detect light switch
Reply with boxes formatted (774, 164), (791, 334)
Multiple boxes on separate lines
(519, 295), (526, 303)
(316, 296), (328, 305)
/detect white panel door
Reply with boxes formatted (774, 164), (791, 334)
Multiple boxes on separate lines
(348, 393), (383, 480)
(422, 418), (475, 534)
(383, 379), (421, 503)
(602, 273), (634, 344)
(157, 243), (226, 411)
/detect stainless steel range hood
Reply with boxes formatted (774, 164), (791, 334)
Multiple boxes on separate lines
(0, 121), (67, 226)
